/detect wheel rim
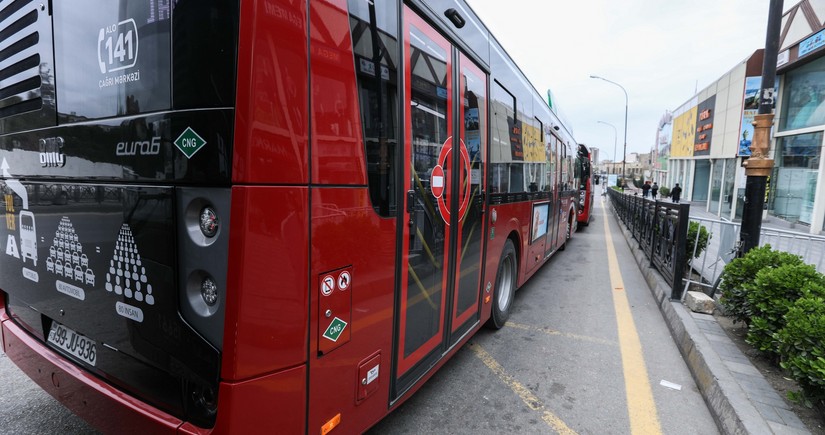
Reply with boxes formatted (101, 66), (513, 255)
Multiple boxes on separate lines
(498, 254), (513, 309)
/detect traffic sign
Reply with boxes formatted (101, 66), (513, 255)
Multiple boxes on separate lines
(431, 165), (445, 198)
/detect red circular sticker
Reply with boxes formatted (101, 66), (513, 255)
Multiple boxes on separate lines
(431, 165), (445, 198)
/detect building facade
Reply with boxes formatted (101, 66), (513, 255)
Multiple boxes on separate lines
(663, 50), (765, 221)
(771, 0), (825, 232)
(660, 0), (825, 234)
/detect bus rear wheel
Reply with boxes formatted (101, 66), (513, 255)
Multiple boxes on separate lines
(559, 212), (574, 251)
(487, 239), (516, 329)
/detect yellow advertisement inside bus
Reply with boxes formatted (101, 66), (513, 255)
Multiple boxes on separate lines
(522, 122), (543, 162)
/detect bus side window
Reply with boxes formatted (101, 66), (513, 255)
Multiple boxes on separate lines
(490, 80), (515, 194)
(348, 0), (401, 216)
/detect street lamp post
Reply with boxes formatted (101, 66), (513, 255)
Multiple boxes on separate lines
(739, 0), (783, 255)
(596, 121), (617, 175)
(590, 75), (628, 186)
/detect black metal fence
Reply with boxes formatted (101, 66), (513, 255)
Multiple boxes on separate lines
(607, 188), (690, 299)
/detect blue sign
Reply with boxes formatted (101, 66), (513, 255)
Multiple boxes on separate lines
(799, 29), (825, 57)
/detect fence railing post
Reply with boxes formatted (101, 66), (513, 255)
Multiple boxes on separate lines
(671, 202), (691, 300)
(650, 200), (658, 267)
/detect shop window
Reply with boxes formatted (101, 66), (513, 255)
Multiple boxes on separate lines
(780, 56), (825, 131)
(769, 132), (822, 224)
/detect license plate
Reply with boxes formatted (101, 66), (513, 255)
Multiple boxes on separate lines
(47, 322), (97, 367)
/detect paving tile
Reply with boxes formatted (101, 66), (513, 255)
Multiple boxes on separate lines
(775, 407), (809, 430)
(767, 420), (812, 435)
(751, 400), (783, 423)
(724, 360), (761, 376)
(751, 393), (793, 410)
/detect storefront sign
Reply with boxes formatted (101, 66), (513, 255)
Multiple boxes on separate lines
(777, 50), (789, 67)
(799, 29), (825, 57)
(694, 96), (715, 156)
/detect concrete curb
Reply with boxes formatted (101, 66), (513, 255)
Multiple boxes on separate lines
(612, 214), (808, 435)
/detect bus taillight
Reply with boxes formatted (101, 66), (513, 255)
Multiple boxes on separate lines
(176, 188), (231, 351)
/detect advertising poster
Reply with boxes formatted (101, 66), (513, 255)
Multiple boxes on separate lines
(658, 123), (672, 171)
(671, 107), (697, 158)
(531, 203), (549, 242)
(465, 107), (481, 162)
(739, 77), (777, 157)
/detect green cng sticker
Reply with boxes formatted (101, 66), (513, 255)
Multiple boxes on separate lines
(322, 317), (347, 342)
(174, 127), (207, 159)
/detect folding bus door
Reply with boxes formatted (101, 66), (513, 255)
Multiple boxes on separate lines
(395, 6), (487, 396)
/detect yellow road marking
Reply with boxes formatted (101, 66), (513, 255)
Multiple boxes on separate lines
(506, 322), (617, 347)
(470, 343), (578, 435)
(602, 199), (663, 434)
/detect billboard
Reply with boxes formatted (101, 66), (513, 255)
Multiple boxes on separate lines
(671, 106), (697, 157)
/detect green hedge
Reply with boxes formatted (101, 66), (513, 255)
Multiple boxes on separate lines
(719, 246), (825, 405)
(719, 245), (802, 325)
(777, 291), (825, 406)
(744, 263), (825, 355)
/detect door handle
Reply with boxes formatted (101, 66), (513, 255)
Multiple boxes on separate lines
(406, 190), (416, 213)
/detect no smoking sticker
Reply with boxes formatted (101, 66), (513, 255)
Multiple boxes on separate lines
(337, 271), (351, 291)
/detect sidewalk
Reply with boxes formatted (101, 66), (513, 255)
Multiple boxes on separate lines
(609, 198), (812, 434)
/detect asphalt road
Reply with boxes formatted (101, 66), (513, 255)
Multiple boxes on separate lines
(365, 196), (719, 434)
(1, 196), (720, 434)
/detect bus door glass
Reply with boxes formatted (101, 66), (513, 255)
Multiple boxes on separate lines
(449, 53), (486, 344)
(545, 133), (558, 255)
(396, 7), (486, 391)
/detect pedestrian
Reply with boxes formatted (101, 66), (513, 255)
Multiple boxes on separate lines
(671, 183), (682, 203)
(651, 182), (659, 199)
(641, 181), (651, 198)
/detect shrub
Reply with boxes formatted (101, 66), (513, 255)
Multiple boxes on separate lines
(719, 245), (802, 325)
(686, 221), (710, 264)
(777, 288), (825, 406)
(658, 186), (670, 198)
(744, 263), (825, 356)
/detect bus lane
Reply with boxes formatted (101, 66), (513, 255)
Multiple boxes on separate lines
(0, 195), (720, 434)
(369, 195), (719, 434)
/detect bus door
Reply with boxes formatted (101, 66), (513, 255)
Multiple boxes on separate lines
(395, 7), (487, 395)
(546, 134), (561, 253)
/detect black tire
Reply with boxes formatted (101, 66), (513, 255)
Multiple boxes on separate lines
(559, 212), (573, 251)
(487, 239), (517, 329)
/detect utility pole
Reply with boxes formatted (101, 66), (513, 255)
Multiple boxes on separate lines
(739, 0), (783, 255)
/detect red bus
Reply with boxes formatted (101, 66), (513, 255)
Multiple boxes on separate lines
(576, 144), (595, 226)
(0, 1), (581, 433)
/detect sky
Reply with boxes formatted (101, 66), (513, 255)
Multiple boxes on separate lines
(467, 0), (775, 162)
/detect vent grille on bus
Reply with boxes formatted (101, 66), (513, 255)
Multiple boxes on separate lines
(0, 0), (42, 120)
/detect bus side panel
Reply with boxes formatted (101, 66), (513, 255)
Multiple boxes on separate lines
(307, 187), (396, 434)
(310, 0), (368, 186)
(1, 316), (181, 434)
(233, 0), (309, 185)
(483, 203), (523, 291)
(206, 366), (306, 435)
(222, 186), (309, 381)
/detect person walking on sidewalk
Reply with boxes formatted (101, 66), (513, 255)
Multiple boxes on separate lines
(642, 181), (651, 198)
(671, 183), (682, 203)
(651, 182), (659, 199)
